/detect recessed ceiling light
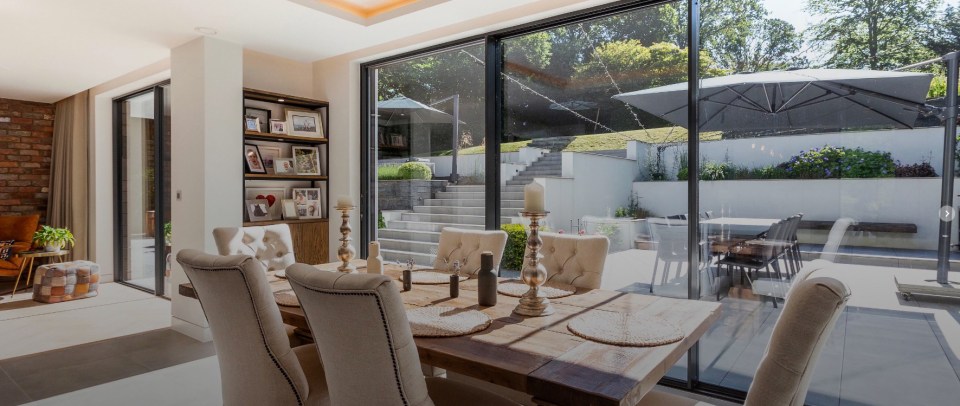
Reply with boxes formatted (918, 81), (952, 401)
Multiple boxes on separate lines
(194, 26), (218, 35)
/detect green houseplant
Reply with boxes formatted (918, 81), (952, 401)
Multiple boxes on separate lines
(33, 225), (75, 252)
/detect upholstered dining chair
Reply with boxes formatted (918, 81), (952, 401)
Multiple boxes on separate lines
(525, 232), (609, 289)
(285, 265), (519, 406)
(433, 228), (507, 276)
(176, 250), (328, 406)
(637, 274), (850, 406)
(213, 224), (296, 273)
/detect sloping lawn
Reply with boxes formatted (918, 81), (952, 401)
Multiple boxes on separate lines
(446, 127), (721, 156)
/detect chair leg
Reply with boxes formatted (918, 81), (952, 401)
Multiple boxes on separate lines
(650, 260), (660, 293)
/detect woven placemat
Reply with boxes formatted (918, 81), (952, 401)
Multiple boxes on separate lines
(273, 270), (287, 279)
(406, 271), (468, 285)
(407, 306), (491, 337)
(567, 312), (684, 347)
(274, 289), (300, 307)
(497, 279), (576, 299)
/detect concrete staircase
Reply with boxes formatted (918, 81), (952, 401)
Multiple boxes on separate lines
(506, 152), (562, 186)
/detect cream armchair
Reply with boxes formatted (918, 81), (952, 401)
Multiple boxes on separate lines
(433, 228), (507, 276)
(527, 232), (609, 289)
(213, 224), (296, 273)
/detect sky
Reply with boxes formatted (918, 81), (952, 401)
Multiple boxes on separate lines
(764, 0), (960, 31)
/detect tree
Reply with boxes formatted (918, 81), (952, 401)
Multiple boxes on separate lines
(711, 18), (805, 73)
(807, 0), (939, 70)
(927, 5), (960, 56)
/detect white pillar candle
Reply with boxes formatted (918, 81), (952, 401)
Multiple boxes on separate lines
(523, 182), (545, 213)
(336, 195), (353, 208)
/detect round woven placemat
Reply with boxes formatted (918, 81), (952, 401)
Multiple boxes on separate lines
(272, 270), (287, 279)
(274, 289), (300, 307)
(406, 271), (468, 285)
(497, 279), (576, 299)
(407, 306), (491, 337)
(567, 312), (684, 347)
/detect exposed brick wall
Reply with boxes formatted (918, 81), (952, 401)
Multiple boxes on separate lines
(0, 98), (54, 223)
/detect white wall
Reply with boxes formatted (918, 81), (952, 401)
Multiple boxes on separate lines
(243, 50), (314, 99)
(634, 178), (955, 250)
(630, 127), (946, 180)
(536, 152), (638, 232)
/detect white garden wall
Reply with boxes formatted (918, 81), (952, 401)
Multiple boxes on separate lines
(633, 178), (957, 250)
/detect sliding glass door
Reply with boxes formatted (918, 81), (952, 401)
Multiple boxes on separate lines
(114, 83), (171, 296)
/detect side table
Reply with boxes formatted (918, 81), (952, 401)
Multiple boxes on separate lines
(10, 250), (70, 298)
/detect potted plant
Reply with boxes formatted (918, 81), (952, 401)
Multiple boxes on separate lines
(33, 226), (75, 252)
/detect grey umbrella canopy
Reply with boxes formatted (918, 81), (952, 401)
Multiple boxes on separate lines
(612, 69), (935, 132)
(377, 96), (454, 125)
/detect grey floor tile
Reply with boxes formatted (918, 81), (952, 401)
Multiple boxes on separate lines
(0, 367), (30, 406)
(11, 355), (150, 400)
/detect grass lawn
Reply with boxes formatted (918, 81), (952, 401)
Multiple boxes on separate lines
(443, 127), (721, 156)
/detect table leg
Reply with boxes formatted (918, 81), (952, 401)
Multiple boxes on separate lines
(10, 257), (30, 298)
(24, 257), (36, 293)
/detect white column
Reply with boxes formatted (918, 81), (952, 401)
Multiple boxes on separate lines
(169, 36), (243, 341)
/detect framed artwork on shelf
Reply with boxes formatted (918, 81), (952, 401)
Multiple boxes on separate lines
(281, 199), (299, 220)
(274, 158), (295, 174)
(292, 146), (321, 175)
(285, 109), (324, 138)
(245, 187), (285, 220)
(244, 116), (261, 132)
(245, 199), (271, 222)
(292, 188), (323, 219)
(269, 119), (287, 134)
(244, 144), (267, 174)
(245, 107), (270, 132)
(258, 145), (282, 173)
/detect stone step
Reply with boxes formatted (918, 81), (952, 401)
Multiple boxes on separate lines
(412, 205), (523, 216)
(501, 185), (526, 193)
(518, 169), (561, 176)
(377, 229), (441, 243)
(423, 198), (525, 208)
(399, 212), (512, 225)
(382, 249), (435, 266)
(378, 238), (438, 254)
(435, 191), (525, 200)
(385, 220), (484, 232)
(445, 185), (486, 192)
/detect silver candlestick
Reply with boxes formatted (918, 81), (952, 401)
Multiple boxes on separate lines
(513, 211), (554, 317)
(337, 205), (357, 273)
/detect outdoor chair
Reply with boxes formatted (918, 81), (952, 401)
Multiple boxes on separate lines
(649, 221), (719, 298)
(719, 219), (792, 306)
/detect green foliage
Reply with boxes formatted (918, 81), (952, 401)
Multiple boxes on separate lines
(781, 146), (895, 179)
(574, 41), (724, 89)
(928, 74), (948, 99)
(33, 226), (75, 249)
(378, 212), (386, 229)
(614, 207), (630, 218)
(163, 222), (172, 245)
(377, 164), (403, 180)
(594, 223), (621, 251)
(926, 5), (960, 57)
(699, 161), (733, 180)
(501, 224), (527, 271)
(397, 162), (432, 180)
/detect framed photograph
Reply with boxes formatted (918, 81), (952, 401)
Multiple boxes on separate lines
(258, 146), (282, 172)
(270, 119), (287, 134)
(274, 158), (295, 174)
(285, 109), (324, 138)
(292, 146), (321, 175)
(245, 199), (271, 222)
(292, 188), (323, 219)
(244, 144), (267, 174)
(292, 188), (322, 203)
(281, 199), (299, 220)
(245, 107), (270, 132)
(244, 116), (261, 132)
(245, 187), (285, 220)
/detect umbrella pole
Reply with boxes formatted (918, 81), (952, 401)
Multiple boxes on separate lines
(451, 94), (460, 184)
(938, 53), (959, 284)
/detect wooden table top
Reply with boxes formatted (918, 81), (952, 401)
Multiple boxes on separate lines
(180, 260), (721, 406)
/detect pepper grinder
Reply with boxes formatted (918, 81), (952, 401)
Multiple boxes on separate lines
(367, 241), (384, 275)
(449, 260), (461, 298)
(477, 251), (497, 306)
(402, 258), (414, 291)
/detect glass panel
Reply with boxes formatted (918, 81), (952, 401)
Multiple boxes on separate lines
(119, 90), (159, 292)
(372, 42), (487, 266)
(500, 0), (691, 380)
(160, 84), (172, 297)
(695, 1), (960, 404)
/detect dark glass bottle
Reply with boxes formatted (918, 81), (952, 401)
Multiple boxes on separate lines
(477, 251), (497, 306)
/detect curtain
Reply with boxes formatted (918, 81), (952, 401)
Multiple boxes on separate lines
(47, 90), (90, 260)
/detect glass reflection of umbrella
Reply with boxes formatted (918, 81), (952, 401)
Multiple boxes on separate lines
(377, 96), (453, 125)
(550, 100), (600, 132)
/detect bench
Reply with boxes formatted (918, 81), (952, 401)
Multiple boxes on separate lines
(798, 220), (917, 234)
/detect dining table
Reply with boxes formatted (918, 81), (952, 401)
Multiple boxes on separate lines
(179, 259), (721, 406)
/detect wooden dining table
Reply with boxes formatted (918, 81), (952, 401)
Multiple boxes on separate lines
(180, 260), (721, 406)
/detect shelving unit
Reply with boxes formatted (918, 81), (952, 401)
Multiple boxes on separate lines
(242, 88), (329, 264)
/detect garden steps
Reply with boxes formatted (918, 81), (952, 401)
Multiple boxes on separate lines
(423, 198), (525, 208)
(384, 220), (484, 233)
(378, 229), (441, 243)
(381, 249), (434, 265)
(413, 205), (522, 217)
(378, 238), (439, 254)
(399, 212), (512, 225)
(505, 152), (563, 186)
(435, 191), (525, 200)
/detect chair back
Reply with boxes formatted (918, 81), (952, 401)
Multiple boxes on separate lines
(433, 228), (507, 276)
(745, 276), (850, 406)
(821, 218), (857, 262)
(176, 249), (310, 405)
(651, 222), (688, 261)
(213, 224), (296, 272)
(526, 232), (608, 289)
(286, 265), (433, 406)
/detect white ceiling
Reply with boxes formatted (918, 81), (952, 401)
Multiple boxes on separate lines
(0, 0), (554, 103)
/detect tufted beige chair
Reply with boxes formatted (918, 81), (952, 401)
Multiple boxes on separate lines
(433, 228), (507, 276)
(213, 224), (296, 273)
(525, 232), (609, 289)
(637, 274), (850, 406)
(285, 265), (518, 406)
(176, 250), (328, 406)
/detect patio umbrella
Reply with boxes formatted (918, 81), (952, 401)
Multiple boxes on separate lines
(612, 69), (935, 132)
(377, 96), (454, 125)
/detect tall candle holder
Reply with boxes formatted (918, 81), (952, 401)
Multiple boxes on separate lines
(337, 205), (357, 273)
(513, 211), (554, 317)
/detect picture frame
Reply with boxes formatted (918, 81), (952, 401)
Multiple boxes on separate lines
(285, 109), (324, 138)
(244, 116), (261, 132)
(245, 187), (285, 220)
(269, 119), (287, 134)
(245, 199), (271, 222)
(292, 146), (321, 175)
(292, 188), (323, 219)
(243, 144), (267, 174)
(274, 158), (295, 174)
(245, 107), (270, 132)
(281, 199), (299, 220)
(257, 145), (282, 173)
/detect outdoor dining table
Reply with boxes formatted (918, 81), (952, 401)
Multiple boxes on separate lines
(179, 259), (721, 406)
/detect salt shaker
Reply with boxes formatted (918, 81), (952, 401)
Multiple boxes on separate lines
(477, 251), (497, 306)
(449, 260), (461, 298)
(402, 258), (414, 291)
